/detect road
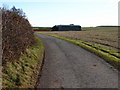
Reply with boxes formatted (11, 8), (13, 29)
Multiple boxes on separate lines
(35, 33), (118, 88)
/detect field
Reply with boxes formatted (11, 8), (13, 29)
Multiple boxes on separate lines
(37, 27), (119, 68)
(40, 27), (119, 51)
(33, 27), (51, 31)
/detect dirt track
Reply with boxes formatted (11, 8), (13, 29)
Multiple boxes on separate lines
(35, 33), (118, 88)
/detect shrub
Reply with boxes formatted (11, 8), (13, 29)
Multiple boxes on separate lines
(2, 6), (35, 64)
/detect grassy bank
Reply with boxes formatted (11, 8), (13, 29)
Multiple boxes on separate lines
(2, 36), (44, 88)
(38, 32), (120, 70)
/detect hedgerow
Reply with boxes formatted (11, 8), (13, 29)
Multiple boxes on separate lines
(2, 6), (35, 64)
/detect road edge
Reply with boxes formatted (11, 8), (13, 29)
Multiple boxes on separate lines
(38, 33), (120, 71)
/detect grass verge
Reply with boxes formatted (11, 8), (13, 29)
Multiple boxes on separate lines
(2, 35), (44, 88)
(38, 32), (120, 70)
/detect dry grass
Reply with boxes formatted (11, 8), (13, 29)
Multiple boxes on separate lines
(39, 27), (119, 51)
(37, 27), (119, 70)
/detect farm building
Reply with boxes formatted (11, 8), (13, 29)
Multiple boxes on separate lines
(51, 24), (81, 31)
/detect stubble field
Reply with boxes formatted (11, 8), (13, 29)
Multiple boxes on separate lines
(41, 27), (119, 52)
(37, 27), (120, 70)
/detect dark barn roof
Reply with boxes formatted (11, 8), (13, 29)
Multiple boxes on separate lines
(51, 25), (81, 31)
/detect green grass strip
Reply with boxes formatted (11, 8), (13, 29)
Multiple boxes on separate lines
(38, 32), (120, 70)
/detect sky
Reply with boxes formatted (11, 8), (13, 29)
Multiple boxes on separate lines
(0, 0), (119, 27)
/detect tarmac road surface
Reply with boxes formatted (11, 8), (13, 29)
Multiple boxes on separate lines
(35, 33), (118, 88)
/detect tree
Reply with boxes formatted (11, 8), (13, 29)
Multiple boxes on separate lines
(10, 6), (26, 18)
(10, 6), (17, 12)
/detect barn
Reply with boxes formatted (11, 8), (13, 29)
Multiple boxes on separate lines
(51, 24), (81, 31)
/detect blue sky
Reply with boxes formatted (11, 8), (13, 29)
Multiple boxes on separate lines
(0, 0), (119, 27)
